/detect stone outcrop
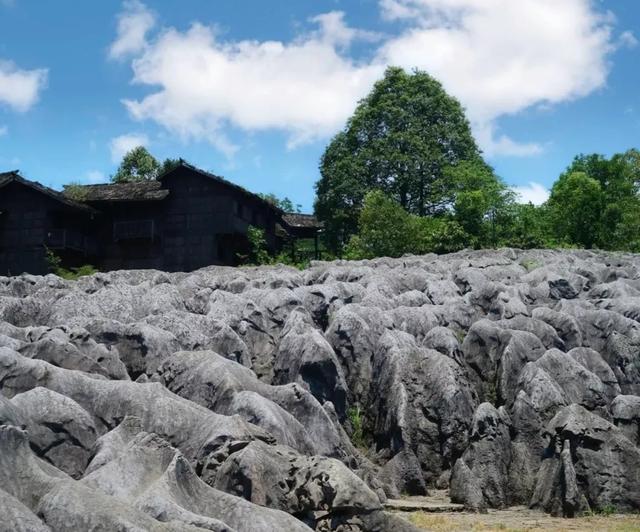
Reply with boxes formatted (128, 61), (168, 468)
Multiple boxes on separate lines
(1, 248), (639, 529)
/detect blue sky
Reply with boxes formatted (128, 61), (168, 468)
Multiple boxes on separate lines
(0, 0), (638, 210)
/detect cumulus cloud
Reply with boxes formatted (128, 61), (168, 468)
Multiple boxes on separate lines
(512, 182), (550, 206)
(109, 133), (149, 162)
(122, 16), (383, 152)
(109, 0), (156, 60)
(617, 30), (638, 49)
(0, 60), (48, 112)
(115, 0), (623, 158)
(308, 11), (382, 48)
(475, 123), (543, 158)
(377, 0), (615, 156)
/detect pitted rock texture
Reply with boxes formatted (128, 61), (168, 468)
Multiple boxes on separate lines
(0, 248), (639, 529)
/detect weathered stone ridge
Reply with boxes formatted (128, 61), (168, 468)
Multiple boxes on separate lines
(0, 248), (639, 530)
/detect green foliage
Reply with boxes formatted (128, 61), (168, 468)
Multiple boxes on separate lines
(112, 146), (161, 183)
(160, 158), (181, 175)
(44, 247), (98, 279)
(547, 149), (640, 251)
(315, 66), (480, 251)
(272, 251), (310, 270)
(485, 380), (497, 405)
(547, 171), (603, 248)
(63, 182), (89, 202)
(343, 190), (467, 259)
(343, 190), (415, 259)
(44, 246), (62, 272)
(246, 225), (271, 265)
(412, 216), (468, 255)
(56, 264), (99, 280)
(258, 193), (302, 213)
(347, 405), (366, 449)
(520, 258), (542, 272)
(503, 203), (551, 249)
(447, 160), (516, 248)
(586, 504), (618, 517)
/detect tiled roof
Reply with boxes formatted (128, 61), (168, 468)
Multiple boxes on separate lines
(64, 180), (170, 202)
(161, 161), (279, 209)
(282, 213), (323, 229)
(0, 171), (98, 214)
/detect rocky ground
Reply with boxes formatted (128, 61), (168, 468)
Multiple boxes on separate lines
(0, 248), (639, 531)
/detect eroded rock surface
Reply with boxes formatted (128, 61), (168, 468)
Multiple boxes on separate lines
(1, 249), (639, 529)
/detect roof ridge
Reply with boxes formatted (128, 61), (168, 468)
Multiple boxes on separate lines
(0, 171), (98, 215)
(160, 161), (285, 215)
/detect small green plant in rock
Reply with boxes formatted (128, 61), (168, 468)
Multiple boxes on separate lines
(347, 405), (366, 449)
(485, 381), (498, 405)
(598, 504), (618, 516)
(520, 258), (542, 272)
(55, 264), (99, 280)
(44, 247), (98, 279)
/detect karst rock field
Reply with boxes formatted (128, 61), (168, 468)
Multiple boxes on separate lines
(1, 248), (639, 531)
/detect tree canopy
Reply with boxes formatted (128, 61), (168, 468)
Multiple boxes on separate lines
(258, 193), (302, 213)
(546, 149), (640, 250)
(344, 190), (467, 259)
(112, 147), (182, 183)
(315, 66), (481, 250)
(112, 146), (161, 183)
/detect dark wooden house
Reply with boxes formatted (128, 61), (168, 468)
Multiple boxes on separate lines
(0, 171), (99, 276)
(0, 163), (322, 275)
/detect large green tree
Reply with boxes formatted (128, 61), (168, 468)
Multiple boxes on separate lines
(547, 171), (603, 248)
(344, 190), (467, 259)
(112, 146), (161, 183)
(315, 67), (481, 250)
(550, 149), (640, 249)
(446, 160), (516, 248)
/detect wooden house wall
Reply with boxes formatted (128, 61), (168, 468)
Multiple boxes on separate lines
(161, 170), (280, 271)
(0, 182), (94, 276)
(91, 201), (164, 271)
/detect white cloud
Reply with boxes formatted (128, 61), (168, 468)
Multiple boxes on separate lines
(0, 125), (7, 136)
(377, 0), (615, 156)
(475, 123), (543, 158)
(0, 60), (48, 112)
(116, 1), (622, 158)
(109, 133), (149, 162)
(109, 0), (156, 60)
(122, 15), (383, 153)
(512, 182), (550, 206)
(308, 11), (382, 48)
(618, 30), (638, 49)
(84, 170), (106, 184)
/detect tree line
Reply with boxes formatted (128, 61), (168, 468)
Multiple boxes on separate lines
(95, 66), (640, 262)
(314, 67), (640, 259)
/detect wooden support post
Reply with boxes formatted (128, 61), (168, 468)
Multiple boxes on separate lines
(314, 231), (319, 260)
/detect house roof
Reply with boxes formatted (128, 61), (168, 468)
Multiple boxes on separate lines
(0, 171), (98, 215)
(160, 161), (283, 213)
(282, 213), (323, 230)
(66, 180), (170, 202)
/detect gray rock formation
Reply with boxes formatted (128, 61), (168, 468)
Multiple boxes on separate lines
(1, 248), (639, 528)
